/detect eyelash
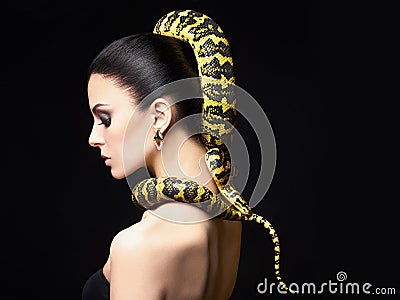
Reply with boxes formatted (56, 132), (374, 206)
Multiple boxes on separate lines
(97, 113), (111, 127)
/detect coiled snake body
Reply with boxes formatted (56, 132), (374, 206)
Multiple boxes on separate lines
(131, 9), (291, 292)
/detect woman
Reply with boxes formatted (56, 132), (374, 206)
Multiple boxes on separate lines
(81, 16), (243, 300)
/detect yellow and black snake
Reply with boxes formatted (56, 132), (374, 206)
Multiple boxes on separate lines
(131, 9), (292, 292)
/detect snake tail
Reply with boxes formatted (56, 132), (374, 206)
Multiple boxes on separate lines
(248, 212), (293, 292)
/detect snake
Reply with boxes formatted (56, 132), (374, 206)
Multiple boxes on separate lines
(131, 9), (293, 293)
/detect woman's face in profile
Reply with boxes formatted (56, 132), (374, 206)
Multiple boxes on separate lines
(87, 74), (153, 179)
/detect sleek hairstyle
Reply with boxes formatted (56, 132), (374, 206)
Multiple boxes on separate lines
(87, 32), (203, 126)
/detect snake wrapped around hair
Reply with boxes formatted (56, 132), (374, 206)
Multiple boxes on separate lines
(131, 9), (292, 292)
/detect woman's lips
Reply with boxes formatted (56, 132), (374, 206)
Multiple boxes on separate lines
(101, 155), (111, 166)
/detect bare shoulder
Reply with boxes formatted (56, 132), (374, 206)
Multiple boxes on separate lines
(108, 214), (211, 299)
(110, 214), (211, 255)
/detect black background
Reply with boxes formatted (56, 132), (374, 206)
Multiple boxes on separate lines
(3, 1), (398, 299)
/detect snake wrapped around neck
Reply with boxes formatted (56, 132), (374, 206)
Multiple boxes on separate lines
(131, 9), (292, 292)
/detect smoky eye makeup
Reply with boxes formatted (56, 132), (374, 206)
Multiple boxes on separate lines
(97, 111), (111, 127)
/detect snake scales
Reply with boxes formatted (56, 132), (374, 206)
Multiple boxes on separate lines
(131, 9), (291, 292)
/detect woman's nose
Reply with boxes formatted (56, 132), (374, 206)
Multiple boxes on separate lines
(88, 125), (105, 147)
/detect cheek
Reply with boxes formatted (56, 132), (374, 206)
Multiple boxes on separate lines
(121, 114), (152, 173)
(104, 123), (125, 154)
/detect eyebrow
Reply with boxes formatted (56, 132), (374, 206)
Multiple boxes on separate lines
(91, 103), (110, 114)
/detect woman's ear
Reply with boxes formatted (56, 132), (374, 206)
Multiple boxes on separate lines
(151, 98), (172, 133)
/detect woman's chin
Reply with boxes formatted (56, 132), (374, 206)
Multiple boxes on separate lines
(110, 168), (126, 179)
(109, 162), (144, 180)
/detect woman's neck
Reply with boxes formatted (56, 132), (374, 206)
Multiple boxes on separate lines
(148, 131), (216, 192)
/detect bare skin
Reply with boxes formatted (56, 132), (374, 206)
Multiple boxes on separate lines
(88, 74), (242, 299)
(103, 205), (242, 300)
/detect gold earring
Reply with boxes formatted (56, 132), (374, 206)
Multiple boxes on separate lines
(153, 129), (164, 151)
